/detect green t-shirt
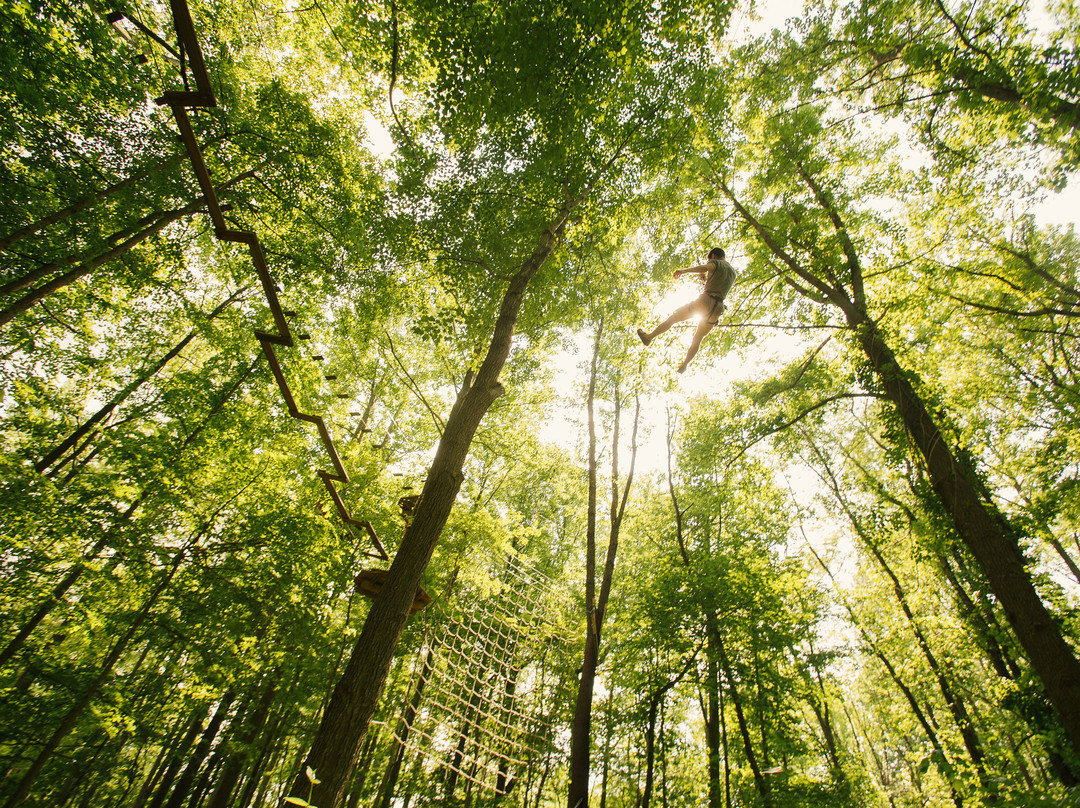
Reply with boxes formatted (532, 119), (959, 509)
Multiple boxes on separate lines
(704, 258), (736, 299)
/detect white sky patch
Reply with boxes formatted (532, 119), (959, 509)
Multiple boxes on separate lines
(363, 111), (395, 159)
(733, 0), (806, 41)
(1032, 179), (1080, 229)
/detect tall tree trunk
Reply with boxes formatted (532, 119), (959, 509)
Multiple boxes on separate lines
(803, 638), (844, 785)
(721, 173), (1080, 754)
(0, 497), (141, 669)
(704, 647), (723, 808)
(131, 708), (200, 808)
(641, 652), (698, 808)
(809, 544), (964, 807)
(0, 170), (253, 330)
(0, 151), (190, 253)
(159, 691), (237, 808)
(720, 679), (730, 808)
(752, 638), (770, 772)
(287, 198), (581, 808)
(36, 283), (251, 473)
(568, 323), (604, 808)
(375, 645), (438, 808)
(236, 706), (291, 808)
(1, 546), (190, 808)
(139, 713), (205, 808)
(568, 340), (640, 808)
(599, 698), (612, 808)
(936, 550), (1021, 681)
(0, 357), (259, 667)
(345, 725), (382, 808)
(205, 672), (279, 808)
(812, 448), (988, 779)
(713, 629), (772, 808)
(859, 318), (1080, 750)
(0, 218), (148, 298)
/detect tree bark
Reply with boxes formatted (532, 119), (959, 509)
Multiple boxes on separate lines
(159, 691), (237, 808)
(641, 651), (698, 808)
(704, 647), (723, 808)
(568, 323), (604, 808)
(936, 550), (1021, 681)
(808, 544), (964, 807)
(803, 639), (844, 785)
(0, 205), (199, 329)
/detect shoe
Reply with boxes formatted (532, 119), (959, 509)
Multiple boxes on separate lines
(637, 328), (651, 346)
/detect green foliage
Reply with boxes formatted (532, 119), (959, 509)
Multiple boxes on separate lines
(3, 0), (1080, 806)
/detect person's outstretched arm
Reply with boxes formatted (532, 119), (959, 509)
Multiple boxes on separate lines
(673, 263), (712, 279)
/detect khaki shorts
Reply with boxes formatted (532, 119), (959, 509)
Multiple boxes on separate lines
(692, 293), (726, 324)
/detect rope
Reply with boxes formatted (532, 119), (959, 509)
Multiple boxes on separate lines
(386, 554), (568, 795)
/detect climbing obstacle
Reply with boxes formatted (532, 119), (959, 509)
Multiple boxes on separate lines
(385, 553), (570, 799)
(119, 0), (388, 561)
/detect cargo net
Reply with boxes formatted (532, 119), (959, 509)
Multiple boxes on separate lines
(388, 553), (571, 800)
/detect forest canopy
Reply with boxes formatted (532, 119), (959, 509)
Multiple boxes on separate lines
(1, 0), (1079, 807)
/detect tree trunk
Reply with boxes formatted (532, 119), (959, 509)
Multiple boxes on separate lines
(704, 648), (723, 808)
(936, 550), (1021, 681)
(287, 201), (579, 808)
(375, 645), (437, 808)
(36, 283), (250, 473)
(1, 547), (190, 808)
(235, 707), (290, 808)
(813, 448), (988, 778)
(159, 691), (237, 808)
(0, 498), (140, 669)
(139, 713), (205, 808)
(721, 173), (1080, 753)
(599, 699), (612, 808)
(568, 323), (603, 808)
(205, 673), (278, 808)
(857, 317), (1080, 750)
(0, 218), (148, 298)
(808, 544), (964, 807)
(0, 151), (189, 253)
(568, 339), (639, 808)
(345, 725), (382, 808)
(713, 629), (772, 808)
(0, 170), (253, 330)
(0, 357), (259, 666)
(804, 641), (844, 785)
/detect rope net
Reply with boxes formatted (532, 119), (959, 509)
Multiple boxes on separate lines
(390, 552), (571, 798)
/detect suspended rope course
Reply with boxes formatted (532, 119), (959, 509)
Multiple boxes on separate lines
(383, 553), (572, 799)
(114, 0), (389, 562)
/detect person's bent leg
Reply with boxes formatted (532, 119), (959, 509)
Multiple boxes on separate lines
(678, 319), (714, 373)
(639, 303), (695, 345)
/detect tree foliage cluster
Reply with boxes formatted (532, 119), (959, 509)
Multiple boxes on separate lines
(2, 0), (1079, 807)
